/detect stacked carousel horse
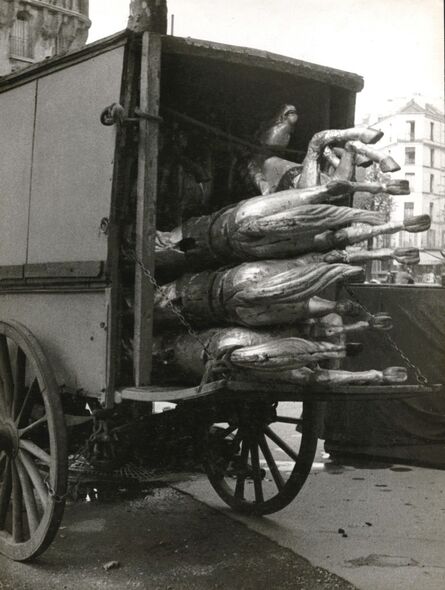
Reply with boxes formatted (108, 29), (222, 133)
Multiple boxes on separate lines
(152, 105), (431, 388)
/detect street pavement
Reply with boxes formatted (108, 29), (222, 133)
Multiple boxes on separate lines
(1, 400), (444, 590)
(176, 404), (445, 590)
(0, 485), (357, 590)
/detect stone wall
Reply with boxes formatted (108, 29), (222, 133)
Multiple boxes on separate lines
(0, 0), (91, 75)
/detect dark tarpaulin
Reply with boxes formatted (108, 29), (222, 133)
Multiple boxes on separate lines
(324, 285), (445, 467)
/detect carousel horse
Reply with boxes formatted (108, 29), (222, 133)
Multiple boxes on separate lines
(151, 326), (406, 387)
(153, 261), (364, 327)
(246, 104), (399, 194)
(154, 183), (412, 271)
(152, 327), (349, 382)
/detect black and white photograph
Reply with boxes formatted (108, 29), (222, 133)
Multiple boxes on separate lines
(0, 1), (444, 588)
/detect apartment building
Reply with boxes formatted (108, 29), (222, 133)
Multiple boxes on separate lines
(367, 98), (445, 280)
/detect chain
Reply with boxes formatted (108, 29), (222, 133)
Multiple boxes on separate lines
(342, 284), (429, 385)
(45, 434), (93, 503)
(127, 248), (215, 358)
(125, 248), (230, 389)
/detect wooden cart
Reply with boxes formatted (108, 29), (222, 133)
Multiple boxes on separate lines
(0, 30), (439, 561)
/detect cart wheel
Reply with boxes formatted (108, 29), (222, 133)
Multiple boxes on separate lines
(204, 401), (319, 515)
(0, 321), (67, 561)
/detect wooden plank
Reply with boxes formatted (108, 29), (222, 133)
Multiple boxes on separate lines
(161, 37), (364, 91)
(103, 36), (139, 409)
(24, 261), (103, 279)
(226, 381), (443, 402)
(0, 266), (24, 281)
(0, 32), (128, 93)
(133, 32), (162, 387)
(116, 380), (227, 403)
(116, 380), (442, 404)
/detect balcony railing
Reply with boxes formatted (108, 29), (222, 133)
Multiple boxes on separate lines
(9, 35), (32, 59)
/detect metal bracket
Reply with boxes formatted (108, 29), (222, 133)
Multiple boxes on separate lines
(100, 103), (163, 126)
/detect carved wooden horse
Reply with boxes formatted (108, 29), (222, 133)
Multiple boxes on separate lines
(247, 104), (400, 194)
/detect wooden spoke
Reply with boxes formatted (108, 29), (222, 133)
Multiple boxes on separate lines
(19, 439), (51, 466)
(11, 462), (23, 543)
(0, 384), (8, 417)
(275, 416), (303, 425)
(217, 425), (237, 438)
(205, 402), (319, 516)
(0, 336), (13, 414)
(15, 379), (39, 427)
(234, 439), (249, 499)
(12, 348), (27, 420)
(17, 451), (48, 508)
(0, 321), (68, 561)
(265, 426), (300, 462)
(250, 442), (264, 504)
(19, 415), (48, 438)
(258, 434), (284, 491)
(0, 457), (12, 528)
(15, 459), (39, 535)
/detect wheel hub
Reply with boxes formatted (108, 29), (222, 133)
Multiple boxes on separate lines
(0, 420), (19, 457)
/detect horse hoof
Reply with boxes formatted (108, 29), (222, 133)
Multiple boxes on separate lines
(382, 366), (407, 383)
(384, 179), (410, 195)
(355, 154), (373, 167)
(361, 128), (384, 144)
(380, 156), (401, 173)
(393, 247), (420, 264)
(404, 214), (431, 232)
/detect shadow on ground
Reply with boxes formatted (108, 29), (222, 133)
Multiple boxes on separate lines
(0, 484), (356, 590)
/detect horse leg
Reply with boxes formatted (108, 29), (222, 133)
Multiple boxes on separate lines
(297, 127), (383, 188)
(345, 140), (401, 172)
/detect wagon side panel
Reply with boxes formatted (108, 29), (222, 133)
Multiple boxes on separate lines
(0, 290), (109, 396)
(27, 46), (125, 264)
(0, 82), (36, 267)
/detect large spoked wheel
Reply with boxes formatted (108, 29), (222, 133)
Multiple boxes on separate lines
(0, 321), (68, 561)
(204, 400), (319, 515)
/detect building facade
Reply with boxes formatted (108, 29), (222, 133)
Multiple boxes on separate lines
(0, 0), (90, 75)
(367, 99), (445, 280)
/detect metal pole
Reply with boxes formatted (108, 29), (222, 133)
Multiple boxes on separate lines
(170, 13), (174, 35)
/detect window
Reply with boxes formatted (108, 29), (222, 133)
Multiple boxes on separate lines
(430, 174), (434, 194)
(405, 147), (415, 164)
(401, 232), (417, 248)
(404, 202), (414, 218)
(405, 173), (415, 190)
(10, 15), (32, 59)
(430, 122), (434, 141)
(427, 229), (436, 248)
(429, 202), (434, 219)
(430, 148), (435, 168)
(442, 231), (445, 247)
(407, 120), (415, 141)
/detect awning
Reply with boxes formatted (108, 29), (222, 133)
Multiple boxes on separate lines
(419, 250), (445, 266)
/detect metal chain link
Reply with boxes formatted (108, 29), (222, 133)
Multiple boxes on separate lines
(126, 248), (216, 360)
(45, 435), (93, 503)
(124, 248), (233, 391)
(342, 284), (429, 385)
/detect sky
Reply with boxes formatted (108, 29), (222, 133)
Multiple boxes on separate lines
(88, 0), (444, 121)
